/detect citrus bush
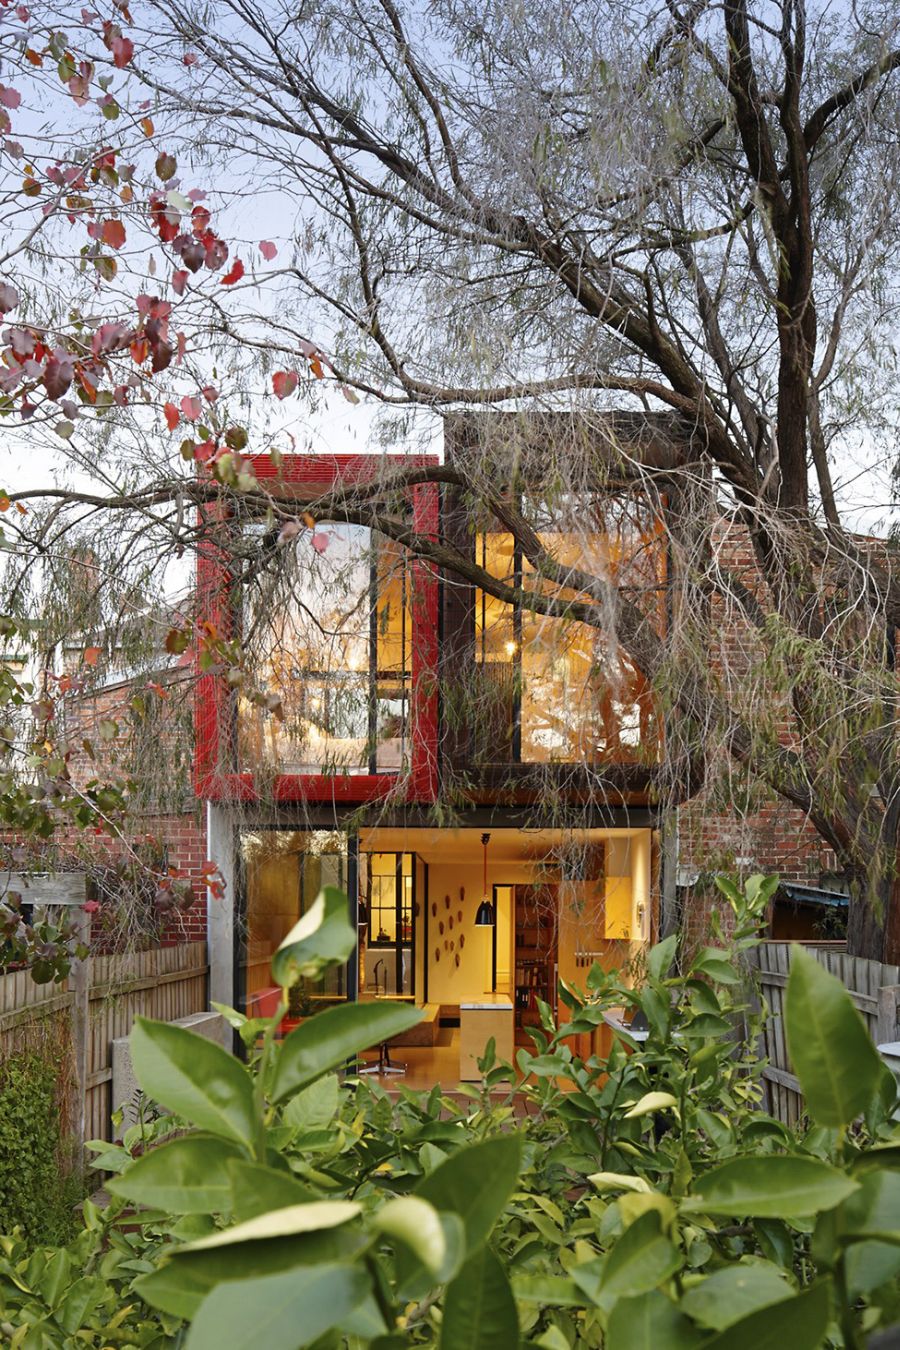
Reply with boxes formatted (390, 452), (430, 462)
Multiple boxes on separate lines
(3, 877), (900, 1347)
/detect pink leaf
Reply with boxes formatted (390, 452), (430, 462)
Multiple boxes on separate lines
(259, 240), (277, 261)
(311, 532), (329, 554)
(183, 51), (198, 66)
(101, 218), (126, 249)
(0, 282), (20, 313)
(202, 384), (217, 402)
(0, 87), (22, 110)
(110, 36), (134, 68)
(272, 370), (298, 400)
(171, 269), (189, 296)
(180, 395), (201, 421)
(277, 520), (302, 543)
(340, 384), (360, 404)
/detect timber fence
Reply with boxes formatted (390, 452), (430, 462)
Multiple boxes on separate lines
(747, 941), (900, 1126)
(0, 942), (207, 1147)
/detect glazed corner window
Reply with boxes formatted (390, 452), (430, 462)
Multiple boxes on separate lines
(238, 522), (411, 776)
(473, 517), (658, 764)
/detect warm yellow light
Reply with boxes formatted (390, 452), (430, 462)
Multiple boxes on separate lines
(504, 641), (517, 656)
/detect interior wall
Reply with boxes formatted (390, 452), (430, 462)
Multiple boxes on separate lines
(426, 860), (533, 1005)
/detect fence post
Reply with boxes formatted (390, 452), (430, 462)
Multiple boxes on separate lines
(876, 984), (900, 1046)
(69, 908), (91, 1174)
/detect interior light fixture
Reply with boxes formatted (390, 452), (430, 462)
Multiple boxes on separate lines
(474, 831), (495, 926)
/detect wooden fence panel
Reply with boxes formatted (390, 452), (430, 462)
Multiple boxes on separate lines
(747, 942), (900, 1125)
(0, 942), (208, 1144)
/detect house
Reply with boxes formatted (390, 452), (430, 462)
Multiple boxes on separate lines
(194, 445), (664, 1079)
(32, 417), (846, 1083)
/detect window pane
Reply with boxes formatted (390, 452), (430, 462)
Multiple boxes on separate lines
(241, 830), (350, 1018)
(239, 522), (411, 775)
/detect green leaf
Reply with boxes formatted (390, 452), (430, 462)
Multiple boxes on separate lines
(136, 1227), (367, 1320)
(683, 1155), (859, 1218)
(272, 1001), (422, 1102)
(173, 1200), (360, 1253)
(647, 934), (678, 981)
(845, 1239), (900, 1296)
(415, 1134), (523, 1252)
(690, 949), (740, 984)
(785, 947), (883, 1126)
(440, 1245), (518, 1350)
(283, 1072), (340, 1130)
(270, 887), (356, 987)
(107, 1136), (243, 1213)
(624, 1092), (678, 1119)
(511, 1275), (586, 1306)
(227, 1160), (315, 1222)
(130, 1017), (256, 1148)
(699, 1279), (831, 1350)
(679, 1264), (793, 1330)
(599, 1210), (681, 1299)
(184, 1262), (368, 1350)
(606, 1291), (702, 1350)
(373, 1197), (447, 1276)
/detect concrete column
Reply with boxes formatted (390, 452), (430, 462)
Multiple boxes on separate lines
(206, 802), (236, 1012)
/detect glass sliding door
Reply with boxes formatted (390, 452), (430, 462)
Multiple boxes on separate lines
(358, 852), (415, 998)
(239, 828), (357, 1019)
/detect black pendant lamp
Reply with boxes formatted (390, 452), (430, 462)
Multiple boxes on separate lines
(474, 832), (495, 926)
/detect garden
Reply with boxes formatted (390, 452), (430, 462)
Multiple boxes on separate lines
(0, 875), (898, 1348)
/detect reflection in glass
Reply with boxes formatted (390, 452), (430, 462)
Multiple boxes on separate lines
(239, 523), (411, 776)
(473, 509), (659, 764)
(241, 830), (350, 1019)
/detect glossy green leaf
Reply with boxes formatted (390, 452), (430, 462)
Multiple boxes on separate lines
(227, 1160), (316, 1222)
(136, 1228), (367, 1320)
(440, 1245), (518, 1350)
(184, 1261), (368, 1350)
(647, 934), (678, 981)
(283, 1072), (340, 1130)
(130, 1017), (256, 1148)
(846, 1239), (900, 1296)
(606, 1290), (702, 1350)
(599, 1210), (681, 1299)
(683, 1155), (859, 1218)
(272, 1001), (422, 1102)
(511, 1275), (586, 1306)
(785, 947), (883, 1126)
(173, 1200), (360, 1253)
(699, 1279), (831, 1350)
(679, 1263), (793, 1330)
(107, 1136), (243, 1213)
(373, 1196), (446, 1275)
(415, 1133), (523, 1251)
(270, 887), (356, 988)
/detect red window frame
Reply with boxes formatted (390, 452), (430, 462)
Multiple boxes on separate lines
(195, 453), (439, 804)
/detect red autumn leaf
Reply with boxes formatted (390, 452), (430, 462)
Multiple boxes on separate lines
(163, 401), (179, 431)
(111, 35), (134, 68)
(171, 269), (188, 296)
(140, 116), (154, 137)
(0, 283), (20, 313)
(101, 218), (126, 249)
(180, 395), (201, 421)
(0, 87), (21, 110)
(311, 532), (329, 554)
(309, 354), (324, 379)
(130, 337), (149, 364)
(259, 240), (277, 261)
(221, 258), (244, 286)
(24, 49), (42, 68)
(272, 370), (298, 400)
(83, 646), (102, 665)
(183, 51), (198, 66)
(202, 384), (217, 402)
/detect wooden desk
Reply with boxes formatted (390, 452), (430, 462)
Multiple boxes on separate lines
(459, 996), (514, 1080)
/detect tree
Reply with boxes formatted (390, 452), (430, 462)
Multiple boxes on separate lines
(4, 2), (900, 957)
(102, 0), (897, 959)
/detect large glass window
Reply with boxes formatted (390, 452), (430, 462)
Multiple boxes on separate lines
(473, 506), (659, 764)
(359, 852), (414, 997)
(238, 523), (411, 776)
(241, 829), (352, 1017)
